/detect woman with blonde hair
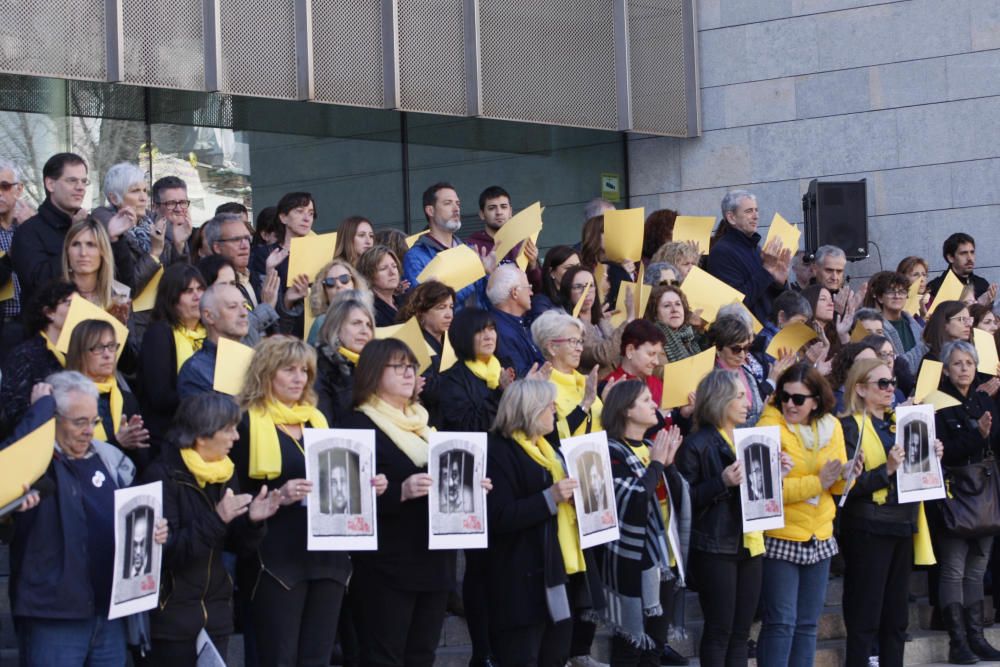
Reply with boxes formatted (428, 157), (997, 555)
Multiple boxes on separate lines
(357, 245), (405, 327)
(314, 292), (375, 423)
(306, 258), (369, 344)
(333, 215), (376, 266)
(61, 218), (121, 315)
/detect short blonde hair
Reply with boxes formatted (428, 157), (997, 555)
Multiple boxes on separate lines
(62, 218), (115, 308)
(238, 336), (318, 411)
(308, 259), (369, 317)
(842, 358), (888, 416)
(651, 241), (699, 267)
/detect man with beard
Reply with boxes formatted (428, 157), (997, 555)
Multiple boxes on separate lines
(467, 186), (542, 289)
(926, 232), (997, 302)
(328, 458), (350, 514)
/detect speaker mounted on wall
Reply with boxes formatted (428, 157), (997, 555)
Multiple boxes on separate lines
(802, 179), (869, 261)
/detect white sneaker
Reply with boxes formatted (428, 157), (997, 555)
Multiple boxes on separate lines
(867, 657), (879, 667)
(567, 656), (609, 667)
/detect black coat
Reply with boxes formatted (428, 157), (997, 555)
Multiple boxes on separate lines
(674, 427), (744, 555)
(485, 432), (565, 630)
(936, 377), (1000, 468)
(419, 329), (445, 426)
(339, 411), (455, 592)
(315, 345), (354, 425)
(436, 362), (502, 432)
(137, 320), (180, 451)
(141, 445), (265, 642)
(0, 334), (63, 434)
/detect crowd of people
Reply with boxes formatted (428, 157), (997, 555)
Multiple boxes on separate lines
(1, 151), (1000, 667)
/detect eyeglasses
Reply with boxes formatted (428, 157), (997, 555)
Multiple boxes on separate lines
(949, 315), (974, 325)
(884, 289), (907, 297)
(386, 362), (418, 376)
(0, 181), (21, 192)
(60, 177), (90, 187)
(727, 344), (752, 355)
(778, 391), (817, 406)
(866, 377), (898, 390)
(322, 274), (353, 288)
(878, 350), (896, 360)
(658, 279), (681, 287)
(218, 235), (251, 246)
(160, 199), (191, 210)
(570, 283), (593, 292)
(57, 413), (101, 429)
(88, 342), (120, 355)
(552, 337), (584, 349)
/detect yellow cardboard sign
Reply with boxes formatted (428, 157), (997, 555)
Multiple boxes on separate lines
(572, 282), (591, 319)
(765, 212), (801, 253)
(287, 232), (337, 286)
(603, 207), (645, 263)
(904, 278), (922, 315)
(516, 231), (540, 271)
(766, 322), (818, 358)
(376, 316), (434, 374)
(927, 270), (963, 315)
(493, 201), (543, 261)
(213, 337), (255, 396)
(417, 244), (486, 292)
(0, 277), (13, 302)
(914, 359), (943, 404)
(923, 390), (961, 411)
(661, 347), (715, 409)
(406, 230), (429, 248)
(680, 265), (746, 323)
(131, 266), (163, 312)
(0, 418), (55, 507)
(672, 216), (716, 255)
(850, 319), (870, 343)
(439, 331), (458, 373)
(56, 294), (130, 360)
(974, 327), (999, 376)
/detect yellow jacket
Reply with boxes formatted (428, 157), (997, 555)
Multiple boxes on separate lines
(758, 405), (847, 542)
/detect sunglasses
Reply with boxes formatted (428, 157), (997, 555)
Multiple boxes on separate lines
(727, 344), (752, 355)
(867, 377), (898, 390)
(322, 274), (353, 287)
(778, 391), (817, 406)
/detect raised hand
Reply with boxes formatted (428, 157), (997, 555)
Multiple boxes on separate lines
(248, 485), (281, 522)
(581, 365), (599, 411)
(107, 206), (137, 242)
(278, 478), (312, 505)
(722, 461), (744, 487)
(115, 414), (150, 450)
(216, 488), (253, 523)
(819, 459), (844, 489)
(266, 246), (290, 273)
(650, 425), (683, 466)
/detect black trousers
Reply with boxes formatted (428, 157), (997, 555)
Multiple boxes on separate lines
(491, 618), (572, 667)
(463, 549), (492, 660)
(250, 575), (344, 667)
(690, 549), (762, 667)
(840, 529), (912, 667)
(350, 568), (449, 667)
(140, 635), (229, 667)
(610, 580), (675, 667)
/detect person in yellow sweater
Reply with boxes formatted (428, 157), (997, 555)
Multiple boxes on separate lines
(755, 363), (854, 667)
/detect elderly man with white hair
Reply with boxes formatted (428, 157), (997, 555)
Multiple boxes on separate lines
(488, 264), (547, 377)
(176, 283), (251, 398)
(9, 371), (168, 665)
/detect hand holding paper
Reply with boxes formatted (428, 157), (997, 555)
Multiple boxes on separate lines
(764, 213), (801, 253)
(493, 202), (543, 261)
(287, 232), (337, 287)
(417, 245), (486, 292)
(661, 348), (715, 409)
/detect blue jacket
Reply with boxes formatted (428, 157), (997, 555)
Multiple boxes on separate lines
(403, 233), (488, 311)
(707, 228), (785, 324)
(491, 306), (546, 378)
(176, 339), (219, 399)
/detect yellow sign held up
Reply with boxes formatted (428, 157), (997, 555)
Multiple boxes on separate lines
(764, 213), (801, 253)
(603, 208), (645, 263)
(927, 270), (964, 316)
(213, 338), (255, 396)
(376, 317), (435, 374)
(661, 348), (715, 409)
(0, 418), (55, 508)
(672, 216), (716, 255)
(766, 322), (818, 358)
(56, 294), (130, 361)
(974, 328), (999, 376)
(132, 267), (163, 312)
(680, 266), (745, 323)
(493, 202), (543, 261)
(417, 245), (486, 292)
(287, 232), (337, 287)
(914, 359), (944, 404)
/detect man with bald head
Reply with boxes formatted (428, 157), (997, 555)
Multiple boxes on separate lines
(176, 283), (250, 398)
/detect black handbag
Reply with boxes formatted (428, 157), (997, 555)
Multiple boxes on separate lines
(940, 451), (1000, 538)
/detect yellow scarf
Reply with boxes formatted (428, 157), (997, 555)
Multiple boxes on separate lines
(180, 448), (235, 488)
(465, 356), (502, 389)
(338, 346), (360, 365)
(511, 429), (586, 574)
(853, 414), (935, 565)
(550, 368), (603, 439)
(718, 428), (765, 557)
(173, 324), (206, 373)
(92, 378), (123, 442)
(41, 332), (66, 367)
(247, 400), (328, 480)
(358, 396), (433, 467)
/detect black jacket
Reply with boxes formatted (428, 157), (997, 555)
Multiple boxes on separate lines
(927, 269), (991, 301)
(485, 432), (565, 630)
(436, 361), (502, 431)
(0, 334), (63, 435)
(315, 344), (354, 425)
(339, 411), (455, 592)
(707, 226), (786, 324)
(419, 329), (445, 426)
(674, 427), (744, 555)
(141, 445), (265, 642)
(137, 320), (181, 452)
(935, 377), (1000, 468)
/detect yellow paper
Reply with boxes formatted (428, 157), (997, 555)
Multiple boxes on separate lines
(493, 201), (543, 261)
(131, 266), (163, 312)
(212, 337), (255, 396)
(927, 270), (964, 315)
(765, 213), (801, 253)
(904, 278), (922, 315)
(923, 390), (961, 411)
(914, 359), (943, 403)
(416, 244), (486, 292)
(680, 266), (746, 323)
(56, 294), (130, 360)
(974, 328), (999, 376)
(850, 319), (870, 343)
(0, 277), (13, 302)
(611, 281), (632, 328)
(672, 216), (716, 255)
(572, 282), (591, 319)
(516, 231), (540, 271)
(0, 418), (55, 507)
(406, 230), (429, 248)
(439, 331), (458, 373)
(376, 316), (434, 374)
(287, 232), (337, 287)
(766, 322), (818, 358)
(594, 264), (608, 301)
(661, 348), (716, 409)
(603, 207), (644, 263)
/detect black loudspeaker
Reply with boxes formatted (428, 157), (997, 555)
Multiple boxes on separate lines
(802, 179), (868, 260)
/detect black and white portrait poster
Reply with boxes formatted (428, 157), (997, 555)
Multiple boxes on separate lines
(896, 404), (946, 503)
(109, 481), (163, 620)
(304, 429), (378, 551)
(735, 426), (785, 533)
(428, 432), (488, 550)
(562, 431), (620, 549)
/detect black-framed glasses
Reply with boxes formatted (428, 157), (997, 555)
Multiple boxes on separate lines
(867, 377), (898, 390)
(884, 289), (907, 297)
(386, 362), (418, 376)
(0, 181), (21, 192)
(160, 199), (191, 210)
(87, 342), (120, 355)
(322, 274), (353, 288)
(778, 391), (817, 406)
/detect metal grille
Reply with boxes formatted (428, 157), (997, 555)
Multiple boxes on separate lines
(478, 0), (617, 130)
(218, 0), (299, 99)
(627, 0), (690, 136)
(0, 0), (107, 81)
(122, 0), (205, 91)
(312, 0), (384, 108)
(396, 0), (466, 116)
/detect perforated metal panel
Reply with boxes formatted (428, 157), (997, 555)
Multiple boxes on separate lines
(627, 0), (691, 136)
(477, 0), (618, 130)
(396, 0), (467, 116)
(311, 0), (385, 108)
(121, 0), (206, 91)
(218, 0), (299, 99)
(0, 0), (107, 81)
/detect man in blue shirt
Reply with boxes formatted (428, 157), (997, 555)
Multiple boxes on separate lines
(177, 283), (250, 398)
(487, 264), (545, 377)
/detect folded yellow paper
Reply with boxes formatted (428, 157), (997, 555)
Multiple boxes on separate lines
(132, 267), (163, 312)
(0, 418), (55, 507)
(765, 213), (801, 253)
(766, 322), (818, 358)
(439, 331), (458, 373)
(376, 316), (435, 374)
(213, 337), (256, 396)
(494, 202), (543, 261)
(974, 327), (999, 376)
(672, 216), (716, 255)
(56, 294), (130, 360)
(914, 359), (943, 404)
(680, 266), (746, 323)
(927, 270), (963, 315)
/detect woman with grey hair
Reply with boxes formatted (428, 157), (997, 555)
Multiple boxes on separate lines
(485, 379), (579, 666)
(314, 292), (375, 422)
(675, 369), (762, 666)
(708, 313), (786, 427)
(931, 339), (1000, 662)
(139, 393), (279, 666)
